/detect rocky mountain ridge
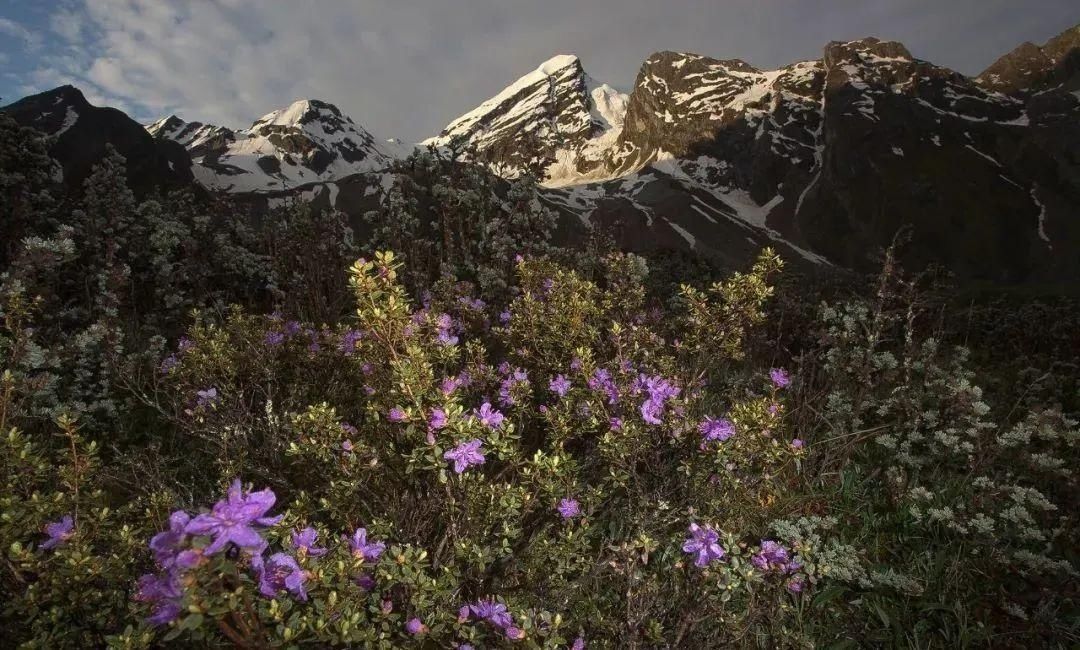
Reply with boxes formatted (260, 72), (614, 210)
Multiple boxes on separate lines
(4, 23), (1079, 283)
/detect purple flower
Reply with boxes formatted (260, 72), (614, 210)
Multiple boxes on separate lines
(474, 402), (505, 429)
(284, 320), (302, 336)
(184, 480), (281, 555)
(499, 368), (530, 407)
(41, 515), (74, 550)
(254, 552), (309, 601)
(339, 329), (363, 355)
(499, 310), (511, 324)
(195, 387), (219, 408)
(557, 498), (581, 520)
(699, 417), (736, 443)
(682, 523), (725, 567)
(435, 313), (460, 347)
(637, 374), (680, 425)
(405, 618), (426, 635)
(549, 375), (571, 398)
(346, 527), (386, 562)
(428, 408), (448, 430)
(149, 510), (190, 567)
(610, 417), (623, 432)
(505, 626), (526, 640)
(588, 368), (619, 404)
(469, 598), (514, 629)
(791, 438), (805, 449)
(355, 574), (376, 591)
(785, 574), (806, 593)
(264, 331), (286, 346)
(177, 336), (194, 353)
(342, 439), (354, 452)
(159, 354), (179, 374)
(751, 540), (795, 572)
(291, 527), (328, 557)
(769, 368), (791, 389)
(136, 572), (183, 626)
(444, 439), (486, 474)
(572, 637), (586, 650)
(388, 407), (407, 423)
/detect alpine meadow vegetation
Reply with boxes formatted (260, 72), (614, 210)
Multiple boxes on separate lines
(1, 112), (1078, 648)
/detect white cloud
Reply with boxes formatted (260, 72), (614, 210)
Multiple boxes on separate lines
(0, 17), (43, 51)
(17, 1), (1080, 140)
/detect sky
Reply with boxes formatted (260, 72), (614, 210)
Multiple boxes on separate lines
(1, 1), (1077, 140)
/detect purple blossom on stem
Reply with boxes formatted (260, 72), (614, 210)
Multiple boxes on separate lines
(444, 439), (486, 474)
(474, 402), (505, 429)
(499, 368), (529, 407)
(469, 598), (514, 630)
(682, 523), (725, 567)
(159, 354), (179, 374)
(284, 320), (302, 336)
(557, 498), (581, 520)
(428, 408), (448, 430)
(264, 331), (286, 346)
(195, 387), (219, 408)
(405, 618), (426, 635)
(637, 374), (680, 425)
(41, 515), (74, 550)
(346, 527), (386, 562)
(572, 637), (587, 650)
(436, 313), (460, 346)
(791, 438), (805, 449)
(136, 572), (183, 626)
(341, 439), (354, 453)
(549, 375), (571, 398)
(254, 552), (309, 601)
(786, 575), (806, 593)
(699, 417), (736, 443)
(149, 510), (190, 567)
(610, 417), (624, 432)
(387, 407), (407, 423)
(183, 480), (281, 555)
(339, 329), (362, 355)
(769, 368), (791, 389)
(751, 540), (800, 574)
(291, 527), (328, 557)
(499, 310), (511, 324)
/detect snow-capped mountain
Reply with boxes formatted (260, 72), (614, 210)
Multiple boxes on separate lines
(423, 54), (630, 182)
(148, 99), (408, 192)
(5, 22), (1080, 283)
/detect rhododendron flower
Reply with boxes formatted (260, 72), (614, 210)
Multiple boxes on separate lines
(549, 375), (571, 397)
(558, 498), (581, 519)
(184, 480), (281, 555)
(264, 331), (285, 346)
(475, 402), (505, 429)
(346, 527), (386, 562)
(355, 574), (376, 591)
(41, 515), (74, 550)
(469, 599), (514, 629)
(136, 572), (183, 626)
(572, 637), (586, 650)
(444, 439), (486, 474)
(254, 552), (309, 601)
(388, 407), (407, 422)
(499, 368), (529, 407)
(339, 329), (362, 355)
(405, 618), (426, 635)
(195, 387), (219, 408)
(752, 540), (801, 574)
(499, 310), (511, 324)
(149, 510), (190, 567)
(429, 408), (448, 430)
(699, 417), (736, 442)
(610, 417), (624, 432)
(786, 575), (806, 593)
(291, 527), (328, 557)
(791, 438), (805, 449)
(682, 523), (725, 567)
(770, 368), (791, 388)
(341, 439), (354, 452)
(159, 354), (179, 374)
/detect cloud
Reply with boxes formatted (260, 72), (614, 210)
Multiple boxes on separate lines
(17, 0), (1080, 140)
(0, 17), (43, 51)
